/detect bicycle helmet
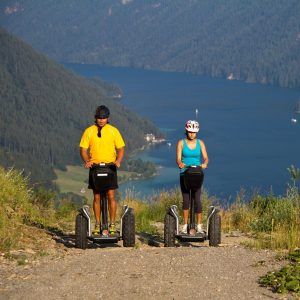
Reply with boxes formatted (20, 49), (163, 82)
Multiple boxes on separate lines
(95, 105), (110, 119)
(185, 120), (199, 133)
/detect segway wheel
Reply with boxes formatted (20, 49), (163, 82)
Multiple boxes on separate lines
(164, 213), (176, 247)
(75, 214), (88, 249)
(208, 212), (221, 246)
(122, 208), (135, 247)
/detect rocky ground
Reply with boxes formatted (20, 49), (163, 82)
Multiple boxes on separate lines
(0, 230), (295, 300)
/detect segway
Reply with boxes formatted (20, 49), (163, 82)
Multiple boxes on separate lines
(75, 163), (135, 249)
(164, 166), (221, 247)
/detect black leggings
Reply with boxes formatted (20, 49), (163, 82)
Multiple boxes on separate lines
(180, 175), (202, 213)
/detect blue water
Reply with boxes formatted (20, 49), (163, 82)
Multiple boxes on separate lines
(64, 63), (300, 201)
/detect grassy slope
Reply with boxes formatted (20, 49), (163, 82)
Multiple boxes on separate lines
(1, 165), (299, 253)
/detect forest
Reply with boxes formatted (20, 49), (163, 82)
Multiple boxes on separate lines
(1, 0), (300, 88)
(0, 28), (161, 187)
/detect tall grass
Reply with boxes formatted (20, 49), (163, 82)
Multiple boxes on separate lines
(119, 188), (214, 234)
(0, 167), (79, 252)
(0, 168), (36, 251)
(118, 172), (299, 250)
(222, 186), (300, 250)
(2, 165), (299, 252)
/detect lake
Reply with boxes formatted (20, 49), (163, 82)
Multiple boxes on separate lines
(64, 63), (300, 201)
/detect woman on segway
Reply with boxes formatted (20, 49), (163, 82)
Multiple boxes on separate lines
(176, 120), (209, 234)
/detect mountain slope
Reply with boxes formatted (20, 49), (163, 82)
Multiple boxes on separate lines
(0, 27), (160, 186)
(1, 0), (300, 87)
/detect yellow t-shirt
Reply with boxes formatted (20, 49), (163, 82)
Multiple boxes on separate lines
(79, 124), (125, 164)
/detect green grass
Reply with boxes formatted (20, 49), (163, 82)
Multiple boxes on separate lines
(3, 165), (300, 251)
(54, 165), (92, 198)
(259, 249), (300, 295)
(222, 187), (300, 250)
(119, 188), (214, 234)
(0, 167), (80, 252)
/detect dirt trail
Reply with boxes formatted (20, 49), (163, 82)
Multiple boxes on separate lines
(0, 234), (291, 300)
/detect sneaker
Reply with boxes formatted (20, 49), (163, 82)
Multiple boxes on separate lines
(181, 224), (188, 234)
(92, 224), (100, 235)
(109, 223), (116, 235)
(196, 224), (205, 233)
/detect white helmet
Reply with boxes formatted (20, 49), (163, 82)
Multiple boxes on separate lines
(185, 120), (199, 133)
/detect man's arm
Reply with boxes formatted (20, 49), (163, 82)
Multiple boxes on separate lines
(80, 147), (93, 168)
(114, 147), (125, 168)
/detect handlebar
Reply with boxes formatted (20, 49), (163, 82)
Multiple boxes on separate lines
(186, 165), (203, 170)
(91, 162), (116, 170)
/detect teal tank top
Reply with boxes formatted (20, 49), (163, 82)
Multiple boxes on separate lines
(181, 139), (202, 173)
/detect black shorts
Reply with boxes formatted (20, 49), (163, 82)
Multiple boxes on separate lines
(180, 174), (202, 213)
(88, 164), (118, 192)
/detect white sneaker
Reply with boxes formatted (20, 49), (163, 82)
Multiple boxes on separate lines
(181, 224), (188, 234)
(196, 224), (205, 233)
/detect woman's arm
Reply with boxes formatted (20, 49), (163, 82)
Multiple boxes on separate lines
(176, 140), (185, 169)
(200, 140), (209, 169)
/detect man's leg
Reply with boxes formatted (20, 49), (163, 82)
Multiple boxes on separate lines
(107, 189), (117, 224)
(93, 191), (101, 225)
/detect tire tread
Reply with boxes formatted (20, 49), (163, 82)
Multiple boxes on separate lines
(164, 213), (176, 247)
(122, 209), (135, 247)
(75, 214), (88, 249)
(208, 213), (221, 246)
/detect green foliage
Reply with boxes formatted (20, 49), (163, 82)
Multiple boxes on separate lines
(55, 198), (78, 222)
(0, 167), (37, 251)
(259, 249), (300, 295)
(120, 188), (213, 234)
(32, 187), (57, 209)
(1, 1), (300, 88)
(123, 158), (157, 179)
(249, 194), (296, 233)
(0, 27), (161, 187)
(88, 77), (123, 100)
(224, 185), (300, 250)
(288, 249), (300, 263)
(287, 165), (300, 185)
(0, 167), (78, 252)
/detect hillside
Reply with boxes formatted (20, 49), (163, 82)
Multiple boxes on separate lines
(0, 0), (300, 87)
(0, 27), (161, 186)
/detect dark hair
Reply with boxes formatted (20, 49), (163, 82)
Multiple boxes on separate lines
(185, 130), (197, 139)
(94, 105), (110, 119)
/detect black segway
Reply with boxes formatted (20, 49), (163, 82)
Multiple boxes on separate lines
(75, 163), (135, 249)
(164, 166), (221, 247)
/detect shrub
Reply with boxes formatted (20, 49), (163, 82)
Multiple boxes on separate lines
(223, 185), (300, 250)
(0, 167), (38, 251)
(119, 187), (214, 233)
(0, 167), (79, 252)
(259, 249), (300, 295)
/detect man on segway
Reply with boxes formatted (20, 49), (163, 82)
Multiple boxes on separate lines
(79, 105), (125, 235)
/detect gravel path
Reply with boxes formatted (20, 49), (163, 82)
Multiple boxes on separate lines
(0, 234), (292, 300)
